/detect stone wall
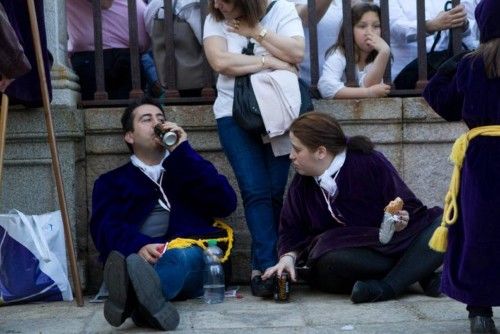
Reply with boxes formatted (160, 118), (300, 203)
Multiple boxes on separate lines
(0, 105), (87, 285)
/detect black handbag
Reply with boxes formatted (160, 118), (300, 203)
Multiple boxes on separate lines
(232, 41), (265, 133)
(393, 1), (468, 90)
(232, 41), (314, 133)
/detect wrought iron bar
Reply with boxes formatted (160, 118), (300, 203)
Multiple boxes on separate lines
(92, 0), (107, 100)
(342, 0), (356, 87)
(415, 0), (428, 89)
(127, 0), (143, 99)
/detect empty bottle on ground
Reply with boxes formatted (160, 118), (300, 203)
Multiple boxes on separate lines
(203, 239), (225, 304)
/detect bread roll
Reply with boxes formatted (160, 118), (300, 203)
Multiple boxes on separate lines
(385, 197), (404, 215)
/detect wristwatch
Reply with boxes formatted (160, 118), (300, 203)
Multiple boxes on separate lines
(257, 28), (268, 43)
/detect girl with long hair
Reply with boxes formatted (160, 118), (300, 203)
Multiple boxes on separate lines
(318, 2), (391, 99)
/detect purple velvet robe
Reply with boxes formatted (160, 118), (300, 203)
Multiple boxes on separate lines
(0, 0), (52, 107)
(424, 55), (500, 306)
(278, 150), (442, 264)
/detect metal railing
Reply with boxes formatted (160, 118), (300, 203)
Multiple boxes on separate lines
(79, 0), (465, 107)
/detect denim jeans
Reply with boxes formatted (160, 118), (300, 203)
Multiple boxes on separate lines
(217, 116), (290, 272)
(140, 51), (159, 87)
(154, 246), (204, 301)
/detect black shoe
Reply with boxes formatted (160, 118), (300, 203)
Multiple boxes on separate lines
(350, 280), (395, 304)
(419, 272), (442, 297)
(103, 251), (136, 327)
(250, 275), (274, 298)
(470, 316), (498, 333)
(126, 254), (180, 331)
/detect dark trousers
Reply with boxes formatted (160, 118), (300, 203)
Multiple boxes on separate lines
(70, 48), (144, 100)
(310, 216), (443, 295)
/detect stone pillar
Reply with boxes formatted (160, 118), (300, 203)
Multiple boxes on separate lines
(44, 0), (80, 107)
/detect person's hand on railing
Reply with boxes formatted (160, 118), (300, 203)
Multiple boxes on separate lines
(368, 83), (391, 97)
(426, 4), (468, 33)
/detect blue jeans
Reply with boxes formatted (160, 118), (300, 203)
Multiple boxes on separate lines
(140, 51), (159, 86)
(154, 246), (204, 301)
(217, 116), (290, 272)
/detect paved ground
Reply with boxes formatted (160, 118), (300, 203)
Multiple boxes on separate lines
(1, 286), (498, 334)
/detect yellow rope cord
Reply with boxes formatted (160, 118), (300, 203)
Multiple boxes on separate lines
(165, 220), (234, 263)
(429, 125), (500, 252)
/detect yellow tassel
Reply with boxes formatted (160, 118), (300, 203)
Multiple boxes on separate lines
(428, 225), (449, 253)
(429, 126), (500, 253)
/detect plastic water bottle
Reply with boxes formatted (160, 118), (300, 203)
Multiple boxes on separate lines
(203, 239), (225, 304)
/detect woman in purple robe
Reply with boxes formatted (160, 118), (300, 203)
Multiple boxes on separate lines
(262, 112), (443, 304)
(423, 0), (500, 332)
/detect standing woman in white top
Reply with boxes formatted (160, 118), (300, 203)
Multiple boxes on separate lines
(203, 0), (304, 298)
(318, 2), (391, 99)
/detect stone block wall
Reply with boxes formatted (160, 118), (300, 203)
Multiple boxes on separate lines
(0, 106), (87, 286)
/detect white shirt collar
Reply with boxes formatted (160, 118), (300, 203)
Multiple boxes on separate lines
(315, 149), (346, 195)
(130, 151), (169, 182)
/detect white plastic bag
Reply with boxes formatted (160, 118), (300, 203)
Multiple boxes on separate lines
(0, 210), (73, 304)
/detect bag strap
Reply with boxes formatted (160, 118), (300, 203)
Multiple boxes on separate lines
(264, 0), (277, 17)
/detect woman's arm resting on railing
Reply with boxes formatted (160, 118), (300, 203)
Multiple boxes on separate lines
(318, 50), (390, 99)
(204, 36), (296, 77)
(334, 84), (391, 99)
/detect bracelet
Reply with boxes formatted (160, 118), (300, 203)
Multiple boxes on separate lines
(280, 253), (296, 263)
(261, 55), (266, 69)
(257, 28), (268, 43)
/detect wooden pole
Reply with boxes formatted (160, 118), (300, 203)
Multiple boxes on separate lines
(26, 0), (84, 306)
(0, 94), (8, 193)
